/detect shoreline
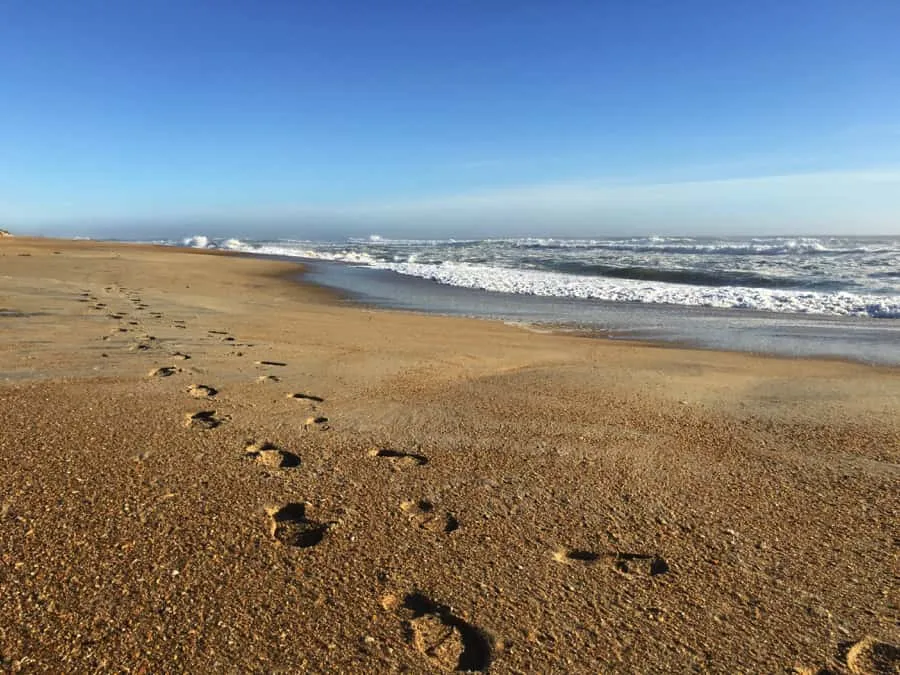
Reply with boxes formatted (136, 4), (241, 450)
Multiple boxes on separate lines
(9, 235), (900, 369)
(2, 235), (898, 672)
(293, 254), (900, 369)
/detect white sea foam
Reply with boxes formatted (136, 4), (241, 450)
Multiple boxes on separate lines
(376, 261), (900, 318)
(201, 237), (381, 265)
(183, 235), (212, 248)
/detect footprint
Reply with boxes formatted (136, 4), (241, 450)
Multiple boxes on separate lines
(369, 448), (429, 467)
(148, 366), (180, 377)
(244, 441), (301, 468)
(304, 416), (329, 430)
(398, 593), (491, 672)
(256, 375), (281, 383)
(184, 411), (224, 430)
(841, 636), (899, 675)
(400, 500), (459, 534)
(288, 393), (325, 402)
(187, 384), (218, 398)
(256, 360), (287, 367)
(171, 352), (191, 360)
(552, 548), (669, 576)
(266, 503), (330, 547)
(612, 552), (670, 576)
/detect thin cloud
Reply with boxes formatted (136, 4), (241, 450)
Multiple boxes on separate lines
(4, 169), (899, 238)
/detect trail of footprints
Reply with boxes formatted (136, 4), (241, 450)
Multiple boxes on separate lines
(80, 285), (672, 672)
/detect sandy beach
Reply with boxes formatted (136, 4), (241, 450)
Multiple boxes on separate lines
(1, 236), (897, 673)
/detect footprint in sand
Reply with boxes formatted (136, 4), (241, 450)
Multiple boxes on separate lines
(304, 416), (329, 430)
(840, 636), (899, 675)
(187, 384), (218, 398)
(369, 448), (429, 467)
(288, 393), (325, 402)
(148, 366), (180, 377)
(552, 548), (670, 576)
(244, 441), (301, 468)
(255, 360), (287, 367)
(184, 410), (225, 430)
(400, 500), (459, 534)
(256, 374), (281, 383)
(266, 503), (330, 547)
(384, 592), (491, 672)
(130, 335), (159, 351)
(171, 351), (191, 360)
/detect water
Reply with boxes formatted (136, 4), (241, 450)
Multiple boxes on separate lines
(180, 234), (900, 318)
(164, 234), (900, 364)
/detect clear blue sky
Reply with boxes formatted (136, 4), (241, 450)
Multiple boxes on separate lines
(1, 0), (898, 238)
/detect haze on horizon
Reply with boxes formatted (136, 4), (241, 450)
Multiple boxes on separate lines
(1, 1), (898, 240)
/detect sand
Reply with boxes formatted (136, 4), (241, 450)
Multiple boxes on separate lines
(1, 236), (898, 673)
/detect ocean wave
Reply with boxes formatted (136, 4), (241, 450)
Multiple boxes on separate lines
(183, 235), (212, 248)
(169, 235), (900, 318)
(196, 237), (382, 265)
(526, 260), (839, 290)
(510, 237), (877, 256)
(379, 261), (900, 318)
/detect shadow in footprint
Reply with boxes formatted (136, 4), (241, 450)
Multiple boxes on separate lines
(370, 448), (429, 466)
(187, 384), (218, 398)
(565, 550), (600, 563)
(245, 441), (301, 468)
(288, 393), (325, 402)
(401, 500), (459, 534)
(304, 416), (329, 430)
(256, 360), (287, 367)
(268, 503), (329, 547)
(148, 366), (180, 377)
(402, 593), (491, 672)
(184, 411), (224, 430)
(615, 552), (670, 576)
(838, 636), (899, 675)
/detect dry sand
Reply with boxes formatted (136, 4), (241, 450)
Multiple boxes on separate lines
(1, 236), (898, 674)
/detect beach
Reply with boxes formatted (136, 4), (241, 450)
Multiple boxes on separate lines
(1, 236), (898, 672)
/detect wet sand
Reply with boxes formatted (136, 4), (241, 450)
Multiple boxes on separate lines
(1, 236), (898, 673)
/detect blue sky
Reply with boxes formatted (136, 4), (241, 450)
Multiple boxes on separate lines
(1, 0), (898, 238)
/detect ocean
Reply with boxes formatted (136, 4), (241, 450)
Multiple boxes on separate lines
(167, 234), (900, 364)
